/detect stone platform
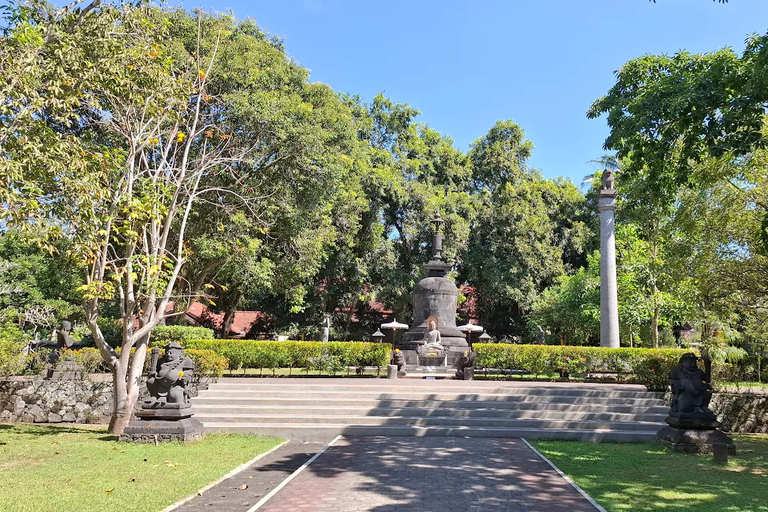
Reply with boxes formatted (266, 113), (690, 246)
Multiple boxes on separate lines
(656, 426), (736, 454)
(120, 406), (204, 443)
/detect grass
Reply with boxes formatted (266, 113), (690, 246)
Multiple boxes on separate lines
(532, 435), (768, 512)
(717, 382), (768, 391)
(0, 423), (283, 512)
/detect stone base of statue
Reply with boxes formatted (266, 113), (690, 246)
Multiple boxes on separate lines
(657, 413), (735, 455)
(120, 406), (204, 443)
(417, 343), (447, 367)
(46, 360), (86, 381)
(400, 346), (467, 368)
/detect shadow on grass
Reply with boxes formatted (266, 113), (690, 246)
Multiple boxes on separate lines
(533, 438), (768, 512)
(1, 423), (109, 437)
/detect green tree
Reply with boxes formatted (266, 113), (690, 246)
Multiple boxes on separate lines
(587, 34), (768, 207)
(461, 121), (594, 338)
(0, 2), (361, 433)
(529, 251), (600, 345)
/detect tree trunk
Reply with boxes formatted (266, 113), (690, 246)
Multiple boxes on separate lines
(107, 335), (150, 436)
(108, 362), (131, 435)
(651, 286), (660, 348)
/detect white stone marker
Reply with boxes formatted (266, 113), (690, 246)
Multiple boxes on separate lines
(597, 170), (620, 348)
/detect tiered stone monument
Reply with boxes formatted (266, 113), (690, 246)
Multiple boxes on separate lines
(398, 214), (467, 367)
(597, 169), (620, 348)
(657, 353), (735, 455)
(121, 342), (204, 443)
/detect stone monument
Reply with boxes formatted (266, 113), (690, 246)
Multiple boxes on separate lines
(455, 350), (475, 380)
(391, 349), (406, 372)
(597, 169), (620, 348)
(416, 316), (448, 368)
(657, 353), (735, 454)
(120, 342), (204, 443)
(398, 213), (467, 366)
(320, 315), (331, 342)
(45, 321), (87, 379)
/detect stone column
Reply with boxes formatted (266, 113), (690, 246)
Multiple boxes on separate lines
(597, 171), (620, 348)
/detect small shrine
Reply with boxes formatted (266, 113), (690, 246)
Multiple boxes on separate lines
(398, 213), (468, 368)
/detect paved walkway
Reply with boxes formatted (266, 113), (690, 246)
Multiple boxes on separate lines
(177, 436), (601, 512)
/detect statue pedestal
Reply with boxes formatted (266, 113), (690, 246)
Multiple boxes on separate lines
(657, 415), (735, 454)
(120, 407), (204, 443)
(46, 360), (86, 381)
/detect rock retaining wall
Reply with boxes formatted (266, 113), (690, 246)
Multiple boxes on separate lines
(711, 392), (768, 433)
(0, 378), (113, 424)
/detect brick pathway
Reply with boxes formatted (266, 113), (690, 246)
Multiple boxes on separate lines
(257, 436), (600, 512)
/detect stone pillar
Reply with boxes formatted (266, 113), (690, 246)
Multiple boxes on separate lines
(597, 171), (620, 348)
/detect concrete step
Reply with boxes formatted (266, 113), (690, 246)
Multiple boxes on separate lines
(201, 422), (661, 443)
(191, 378), (669, 442)
(192, 413), (662, 431)
(196, 390), (664, 407)
(191, 404), (667, 422)
(193, 396), (668, 413)
(206, 381), (659, 399)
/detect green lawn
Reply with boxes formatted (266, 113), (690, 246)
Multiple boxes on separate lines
(0, 423), (283, 512)
(532, 435), (768, 512)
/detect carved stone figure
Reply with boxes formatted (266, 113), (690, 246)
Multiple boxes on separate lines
(535, 325), (545, 344)
(600, 169), (615, 191)
(455, 350), (475, 380)
(657, 351), (735, 454)
(56, 321), (75, 349)
(144, 342), (195, 408)
(391, 349), (406, 372)
(669, 353), (714, 416)
(320, 315), (331, 342)
(423, 317), (442, 346)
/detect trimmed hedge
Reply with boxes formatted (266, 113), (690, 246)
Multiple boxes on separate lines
(181, 340), (391, 374)
(150, 325), (214, 345)
(39, 347), (227, 380)
(474, 344), (689, 390)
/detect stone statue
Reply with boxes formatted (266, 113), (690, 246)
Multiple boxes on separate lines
(535, 325), (545, 344)
(320, 315), (331, 342)
(144, 342), (195, 408)
(669, 353), (714, 416)
(657, 351), (735, 455)
(56, 321), (75, 349)
(423, 316), (442, 346)
(455, 350), (475, 380)
(391, 349), (406, 372)
(600, 169), (615, 191)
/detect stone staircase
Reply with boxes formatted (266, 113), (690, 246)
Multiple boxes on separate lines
(191, 378), (668, 443)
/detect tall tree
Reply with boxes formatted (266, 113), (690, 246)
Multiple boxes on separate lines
(587, 34), (768, 207)
(461, 121), (594, 338)
(0, 2), (360, 433)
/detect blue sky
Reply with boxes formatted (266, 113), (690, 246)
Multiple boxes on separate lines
(176, 0), (768, 186)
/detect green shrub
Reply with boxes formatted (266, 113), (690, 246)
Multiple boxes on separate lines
(56, 347), (107, 375)
(150, 325), (214, 345)
(181, 340), (390, 374)
(474, 343), (688, 390)
(184, 349), (228, 379)
(0, 324), (30, 377)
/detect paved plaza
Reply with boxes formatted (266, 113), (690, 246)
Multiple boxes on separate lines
(177, 436), (602, 512)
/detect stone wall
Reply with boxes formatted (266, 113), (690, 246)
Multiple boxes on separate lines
(0, 378), (113, 424)
(711, 392), (768, 434)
